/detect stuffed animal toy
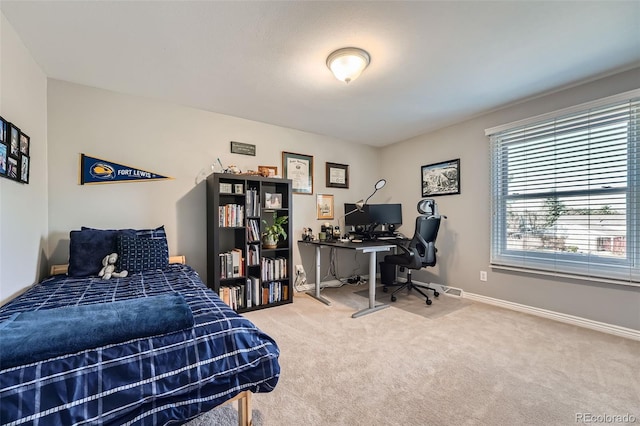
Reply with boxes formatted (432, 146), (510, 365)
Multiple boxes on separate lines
(99, 253), (128, 280)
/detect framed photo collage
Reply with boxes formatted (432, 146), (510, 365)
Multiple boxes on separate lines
(0, 115), (30, 184)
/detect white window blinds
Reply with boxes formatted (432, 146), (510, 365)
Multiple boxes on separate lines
(486, 90), (639, 285)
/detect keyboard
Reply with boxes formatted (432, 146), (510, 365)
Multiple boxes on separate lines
(377, 236), (400, 240)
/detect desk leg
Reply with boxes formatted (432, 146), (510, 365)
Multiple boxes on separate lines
(352, 251), (389, 318)
(307, 245), (332, 306)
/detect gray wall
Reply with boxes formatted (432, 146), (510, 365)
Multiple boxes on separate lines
(0, 14), (48, 304)
(2, 5), (638, 331)
(380, 67), (640, 330)
(47, 79), (381, 283)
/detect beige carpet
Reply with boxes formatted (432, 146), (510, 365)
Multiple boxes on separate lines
(193, 287), (640, 425)
(351, 283), (473, 319)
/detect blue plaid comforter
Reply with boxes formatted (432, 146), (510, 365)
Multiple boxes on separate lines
(0, 264), (280, 425)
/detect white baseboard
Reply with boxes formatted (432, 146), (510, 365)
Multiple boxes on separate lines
(463, 292), (640, 341)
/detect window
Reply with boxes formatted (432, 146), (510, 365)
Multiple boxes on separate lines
(486, 90), (639, 285)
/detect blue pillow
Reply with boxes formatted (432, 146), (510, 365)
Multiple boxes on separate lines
(68, 229), (136, 277)
(117, 235), (169, 273)
(82, 225), (166, 240)
(135, 225), (167, 240)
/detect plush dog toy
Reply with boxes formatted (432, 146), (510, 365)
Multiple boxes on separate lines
(99, 253), (128, 280)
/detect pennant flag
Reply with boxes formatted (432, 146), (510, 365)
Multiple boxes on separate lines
(79, 154), (173, 185)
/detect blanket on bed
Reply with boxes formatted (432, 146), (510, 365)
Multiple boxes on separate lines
(0, 293), (194, 369)
(0, 264), (280, 426)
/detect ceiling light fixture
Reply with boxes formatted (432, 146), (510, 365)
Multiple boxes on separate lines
(326, 47), (371, 84)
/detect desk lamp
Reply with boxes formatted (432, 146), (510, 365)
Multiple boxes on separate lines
(339, 179), (387, 237)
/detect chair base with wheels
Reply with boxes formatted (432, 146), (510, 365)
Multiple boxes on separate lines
(382, 268), (439, 305)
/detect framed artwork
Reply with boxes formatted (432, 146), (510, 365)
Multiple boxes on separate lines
(0, 143), (7, 176)
(264, 192), (283, 209)
(0, 116), (6, 144)
(283, 151), (313, 194)
(20, 155), (29, 183)
(421, 159), (460, 197)
(316, 194), (334, 220)
(258, 165), (278, 178)
(19, 132), (30, 156)
(9, 123), (20, 158)
(7, 156), (19, 180)
(326, 162), (349, 189)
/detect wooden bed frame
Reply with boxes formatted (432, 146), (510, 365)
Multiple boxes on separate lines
(48, 255), (254, 426)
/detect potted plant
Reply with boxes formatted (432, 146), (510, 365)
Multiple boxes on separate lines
(262, 213), (288, 249)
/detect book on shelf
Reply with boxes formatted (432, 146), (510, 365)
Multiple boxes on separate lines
(219, 204), (244, 227)
(231, 248), (243, 277)
(245, 189), (260, 217)
(249, 276), (261, 307)
(247, 243), (260, 266)
(260, 281), (287, 304)
(246, 219), (260, 242)
(219, 249), (244, 278)
(260, 256), (288, 281)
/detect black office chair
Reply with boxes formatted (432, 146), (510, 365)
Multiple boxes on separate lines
(381, 199), (443, 305)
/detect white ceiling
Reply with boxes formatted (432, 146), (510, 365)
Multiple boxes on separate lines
(1, 1), (639, 147)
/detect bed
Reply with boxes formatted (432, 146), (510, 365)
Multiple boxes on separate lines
(0, 254), (280, 425)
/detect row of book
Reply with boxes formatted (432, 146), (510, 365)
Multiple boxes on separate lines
(219, 249), (244, 279)
(221, 252), (289, 280)
(246, 219), (261, 242)
(219, 278), (289, 309)
(245, 189), (260, 217)
(261, 256), (288, 281)
(219, 204), (244, 227)
(247, 243), (260, 266)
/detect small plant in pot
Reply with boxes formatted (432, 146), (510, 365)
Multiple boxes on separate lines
(262, 213), (288, 249)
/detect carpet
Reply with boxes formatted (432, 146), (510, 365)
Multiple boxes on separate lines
(183, 406), (263, 426)
(347, 282), (473, 319)
(240, 293), (640, 425)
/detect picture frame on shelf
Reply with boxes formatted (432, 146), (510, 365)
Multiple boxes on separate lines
(264, 192), (282, 209)
(9, 123), (20, 158)
(316, 194), (334, 220)
(326, 162), (349, 189)
(20, 155), (29, 184)
(421, 159), (460, 197)
(282, 151), (313, 194)
(258, 165), (278, 178)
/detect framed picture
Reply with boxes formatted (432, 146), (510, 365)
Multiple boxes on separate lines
(317, 194), (334, 220)
(0, 143), (7, 176)
(9, 123), (20, 158)
(258, 165), (278, 178)
(0, 116), (6, 144)
(264, 192), (283, 209)
(421, 159), (460, 197)
(7, 156), (19, 180)
(283, 151), (313, 194)
(326, 162), (349, 189)
(19, 132), (30, 156)
(20, 155), (29, 183)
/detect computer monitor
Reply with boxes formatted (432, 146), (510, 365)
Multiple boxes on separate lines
(344, 203), (372, 227)
(368, 203), (403, 230)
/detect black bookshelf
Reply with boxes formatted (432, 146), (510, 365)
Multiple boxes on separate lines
(206, 173), (293, 312)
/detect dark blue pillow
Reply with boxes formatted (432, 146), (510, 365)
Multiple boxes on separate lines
(135, 225), (167, 240)
(68, 229), (136, 277)
(117, 235), (169, 274)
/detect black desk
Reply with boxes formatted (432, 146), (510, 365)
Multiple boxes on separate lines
(299, 239), (399, 318)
